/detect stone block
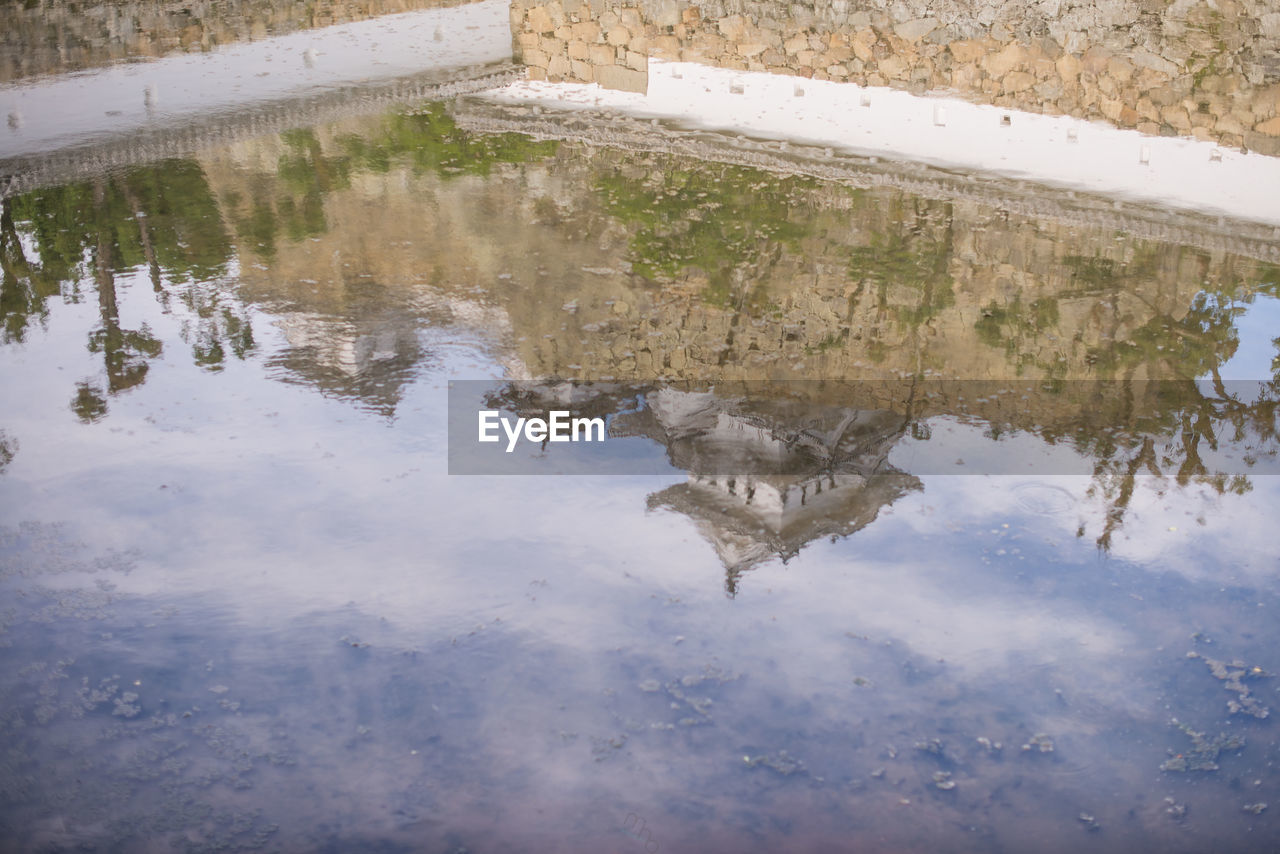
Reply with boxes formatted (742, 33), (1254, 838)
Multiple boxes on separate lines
(547, 53), (572, 78)
(1003, 71), (1035, 93)
(879, 54), (908, 79)
(571, 21), (600, 42)
(1105, 56), (1134, 82)
(1055, 53), (1081, 80)
(527, 5), (554, 34)
(649, 34), (681, 57)
(984, 43), (1027, 77)
(851, 29), (877, 62)
(1081, 46), (1112, 75)
(784, 33), (809, 55)
(1161, 106), (1191, 131)
(595, 63), (647, 93)
(606, 25), (630, 45)
(1255, 115), (1280, 135)
(948, 39), (986, 63)
(894, 17), (938, 42)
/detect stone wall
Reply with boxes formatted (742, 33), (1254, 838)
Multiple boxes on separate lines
(510, 0), (1280, 153)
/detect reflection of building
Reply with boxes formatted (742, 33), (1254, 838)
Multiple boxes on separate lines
(649, 471), (920, 595)
(270, 310), (425, 416)
(488, 381), (922, 592)
(624, 387), (920, 593)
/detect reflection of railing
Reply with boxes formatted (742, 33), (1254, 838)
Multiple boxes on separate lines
(452, 99), (1280, 264)
(0, 64), (521, 200)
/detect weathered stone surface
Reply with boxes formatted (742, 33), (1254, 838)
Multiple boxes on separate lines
(571, 21), (600, 41)
(595, 63), (647, 92)
(1003, 71), (1035, 93)
(893, 18), (938, 42)
(526, 5), (554, 34)
(507, 0), (1280, 154)
(984, 43), (1027, 77)
(949, 39), (986, 63)
(589, 43), (615, 65)
(1245, 131), (1280, 155)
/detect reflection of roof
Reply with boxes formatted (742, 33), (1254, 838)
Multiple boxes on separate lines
(648, 471), (922, 593)
(614, 386), (912, 476)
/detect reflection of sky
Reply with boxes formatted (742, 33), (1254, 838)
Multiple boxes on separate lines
(3, 260), (1276, 665)
(3, 207), (1279, 853)
(1215, 293), (1280, 381)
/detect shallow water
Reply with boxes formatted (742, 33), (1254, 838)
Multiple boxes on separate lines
(1, 93), (1279, 854)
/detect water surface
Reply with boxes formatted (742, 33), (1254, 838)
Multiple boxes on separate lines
(1, 97), (1279, 853)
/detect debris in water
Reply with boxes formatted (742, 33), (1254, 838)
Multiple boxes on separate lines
(933, 771), (956, 790)
(1186, 652), (1270, 719)
(1163, 797), (1187, 819)
(743, 750), (806, 776)
(1078, 813), (1100, 832)
(1160, 719), (1245, 772)
(1242, 803), (1267, 815)
(1021, 733), (1054, 753)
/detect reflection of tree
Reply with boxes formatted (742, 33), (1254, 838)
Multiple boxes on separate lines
(595, 162), (811, 311)
(1077, 269), (1280, 549)
(2, 160), (257, 418)
(0, 429), (17, 474)
(337, 105), (560, 180)
(1, 188), (90, 344)
(847, 198), (955, 330)
(71, 179), (164, 421)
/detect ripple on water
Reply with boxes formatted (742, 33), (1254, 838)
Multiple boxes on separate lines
(1012, 482), (1077, 516)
